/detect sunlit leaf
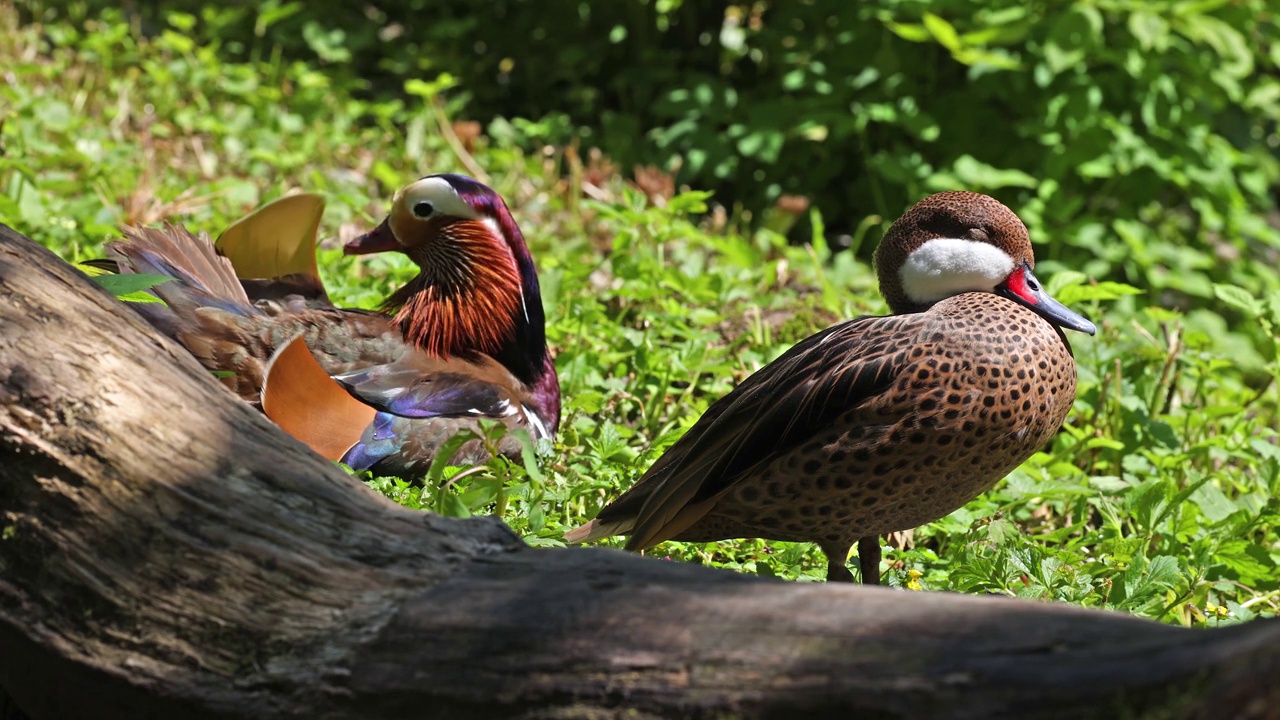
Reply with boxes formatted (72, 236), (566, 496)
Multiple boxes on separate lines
(1213, 284), (1262, 317)
(87, 272), (173, 303)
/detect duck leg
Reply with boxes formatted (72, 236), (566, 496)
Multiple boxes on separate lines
(857, 536), (881, 585)
(819, 540), (855, 583)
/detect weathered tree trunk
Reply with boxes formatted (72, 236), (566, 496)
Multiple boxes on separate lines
(0, 224), (1277, 720)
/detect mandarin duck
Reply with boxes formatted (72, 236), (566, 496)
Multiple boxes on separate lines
(103, 174), (559, 477)
(566, 192), (1094, 584)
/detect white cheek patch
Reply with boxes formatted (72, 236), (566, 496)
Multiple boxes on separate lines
(398, 176), (482, 220)
(898, 238), (1015, 305)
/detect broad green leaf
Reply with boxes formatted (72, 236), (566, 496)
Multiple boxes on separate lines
(1053, 281), (1142, 306)
(527, 504), (546, 533)
(88, 273), (173, 303)
(1127, 11), (1169, 51)
(404, 74), (457, 99)
(1216, 541), (1276, 583)
(1089, 476), (1130, 493)
(1143, 556), (1179, 587)
(426, 430), (481, 494)
(922, 13), (962, 52)
(513, 428), (546, 484)
(1190, 481), (1238, 524)
(1264, 289), (1280, 326)
(256, 1), (304, 37)
(666, 190), (714, 214)
(1213, 284), (1262, 317)
(952, 155), (1038, 189)
(440, 492), (472, 519)
(882, 20), (930, 43)
(987, 517), (1018, 546)
(1046, 270), (1088, 296)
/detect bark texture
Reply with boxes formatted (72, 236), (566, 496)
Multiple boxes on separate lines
(0, 224), (1277, 720)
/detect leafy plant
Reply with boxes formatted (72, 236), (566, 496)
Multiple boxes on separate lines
(2, 4), (1275, 627)
(82, 268), (172, 302)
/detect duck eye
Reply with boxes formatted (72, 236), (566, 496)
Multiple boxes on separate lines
(412, 201), (434, 218)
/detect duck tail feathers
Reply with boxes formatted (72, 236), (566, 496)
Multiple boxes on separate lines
(563, 517), (634, 544)
(105, 224), (256, 334)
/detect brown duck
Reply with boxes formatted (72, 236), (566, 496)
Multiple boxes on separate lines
(566, 191), (1095, 584)
(103, 175), (559, 477)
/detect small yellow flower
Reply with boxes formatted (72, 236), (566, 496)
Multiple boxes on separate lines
(906, 568), (924, 591)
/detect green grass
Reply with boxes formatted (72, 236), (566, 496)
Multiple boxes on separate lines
(3, 5), (1278, 626)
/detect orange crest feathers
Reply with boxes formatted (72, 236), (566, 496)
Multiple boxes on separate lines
(389, 219), (524, 359)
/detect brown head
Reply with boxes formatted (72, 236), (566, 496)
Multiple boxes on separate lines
(345, 175), (560, 427)
(874, 191), (1095, 335)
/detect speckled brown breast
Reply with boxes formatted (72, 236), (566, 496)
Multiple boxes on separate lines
(672, 292), (1076, 547)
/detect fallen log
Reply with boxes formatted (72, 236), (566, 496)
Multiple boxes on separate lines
(0, 224), (1276, 720)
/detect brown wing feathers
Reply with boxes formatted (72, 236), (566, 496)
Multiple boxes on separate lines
(617, 315), (915, 550)
(109, 224), (252, 308)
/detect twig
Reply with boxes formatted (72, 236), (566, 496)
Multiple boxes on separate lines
(431, 96), (488, 182)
